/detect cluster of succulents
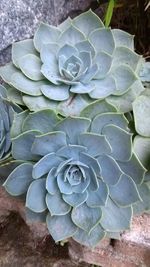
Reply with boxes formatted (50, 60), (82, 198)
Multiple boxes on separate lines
(0, 10), (150, 248)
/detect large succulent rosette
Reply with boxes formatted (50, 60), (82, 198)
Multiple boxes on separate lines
(3, 100), (147, 247)
(0, 10), (144, 116)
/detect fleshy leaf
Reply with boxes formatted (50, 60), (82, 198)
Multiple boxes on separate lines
(18, 54), (43, 81)
(94, 52), (112, 79)
(23, 95), (58, 112)
(58, 25), (85, 46)
(46, 213), (77, 242)
(46, 167), (58, 195)
(72, 203), (102, 232)
(56, 145), (87, 160)
(26, 178), (47, 212)
(102, 125), (132, 161)
(86, 179), (108, 207)
(3, 163), (33, 196)
(55, 117), (91, 144)
(112, 65), (137, 95)
(63, 191), (88, 207)
(73, 224), (105, 247)
(34, 23), (61, 51)
(78, 133), (111, 157)
(118, 153), (145, 184)
(31, 131), (67, 156)
(73, 10), (104, 37)
(11, 110), (29, 138)
(41, 84), (70, 101)
(12, 130), (41, 161)
(23, 109), (60, 133)
(98, 155), (122, 185)
(0, 63), (18, 84)
(10, 72), (45, 96)
(91, 112), (129, 134)
(80, 99), (116, 119)
(112, 29), (134, 50)
(46, 192), (71, 215)
(100, 198), (132, 231)
(89, 28), (115, 54)
(32, 153), (62, 179)
(133, 95), (150, 137)
(109, 174), (141, 207)
(133, 136), (150, 169)
(133, 183), (150, 214)
(40, 43), (60, 64)
(89, 77), (116, 99)
(12, 39), (38, 67)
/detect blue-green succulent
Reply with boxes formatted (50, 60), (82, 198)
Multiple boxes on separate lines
(2, 100), (147, 247)
(0, 85), (21, 162)
(0, 10), (144, 116)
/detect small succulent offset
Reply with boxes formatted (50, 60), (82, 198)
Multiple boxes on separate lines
(0, 85), (20, 162)
(3, 100), (146, 247)
(0, 10), (144, 116)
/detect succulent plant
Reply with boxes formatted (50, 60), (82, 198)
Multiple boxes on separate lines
(132, 92), (150, 214)
(2, 100), (147, 247)
(0, 85), (21, 162)
(0, 10), (144, 116)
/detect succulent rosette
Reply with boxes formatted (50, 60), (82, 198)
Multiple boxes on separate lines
(3, 100), (147, 247)
(0, 10), (144, 116)
(0, 85), (21, 162)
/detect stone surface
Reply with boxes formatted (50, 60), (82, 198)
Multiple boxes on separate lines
(0, 0), (105, 66)
(69, 213), (150, 267)
(0, 187), (90, 267)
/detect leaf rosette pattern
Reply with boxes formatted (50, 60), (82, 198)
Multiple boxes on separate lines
(0, 10), (144, 116)
(3, 100), (146, 247)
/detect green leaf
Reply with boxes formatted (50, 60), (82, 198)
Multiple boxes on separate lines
(3, 163), (33, 196)
(26, 178), (47, 212)
(102, 125), (132, 161)
(34, 23), (61, 51)
(72, 203), (102, 232)
(46, 213), (77, 242)
(73, 224), (105, 247)
(12, 39), (38, 68)
(133, 95), (150, 137)
(104, 0), (115, 27)
(109, 174), (141, 207)
(100, 198), (132, 231)
(73, 10), (104, 37)
(46, 192), (71, 215)
(18, 54), (43, 81)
